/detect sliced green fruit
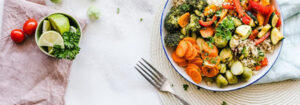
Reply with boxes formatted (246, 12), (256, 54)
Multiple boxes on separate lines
(43, 20), (51, 33)
(269, 12), (279, 27)
(235, 25), (252, 40)
(258, 24), (271, 38)
(48, 14), (70, 34)
(271, 28), (284, 45)
(38, 31), (64, 48)
(242, 67), (253, 81)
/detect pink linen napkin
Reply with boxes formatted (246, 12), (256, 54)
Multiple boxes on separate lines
(0, 0), (86, 104)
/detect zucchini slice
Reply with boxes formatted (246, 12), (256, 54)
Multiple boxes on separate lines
(235, 25), (252, 40)
(231, 61), (244, 75)
(269, 12), (279, 27)
(246, 11), (258, 27)
(232, 17), (242, 27)
(258, 24), (271, 38)
(271, 28), (284, 45)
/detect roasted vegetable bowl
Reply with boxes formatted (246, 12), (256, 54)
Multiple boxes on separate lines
(160, 0), (283, 91)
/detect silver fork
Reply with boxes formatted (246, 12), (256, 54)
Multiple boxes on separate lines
(135, 58), (190, 105)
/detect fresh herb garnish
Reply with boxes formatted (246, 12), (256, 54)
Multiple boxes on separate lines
(215, 17), (235, 40)
(117, 8), (120, 14)
(183, 84), (189, 91)
(215, 9), (222, 17)
(207, 37), (215, 48)
(222, 101), (227, 105)
(140, 18), (143, 22)
(52, 29), (81, 60)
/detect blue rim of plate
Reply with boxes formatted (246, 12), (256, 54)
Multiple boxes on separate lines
(159, 0), (284, 92)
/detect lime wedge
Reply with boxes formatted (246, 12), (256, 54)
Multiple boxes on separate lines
(38, 31), (64, 48)
(43, 20), (51, 33)
(48, 14), (70, 34)
(48, 47), (54, 54)
(70, 26), (77, 33)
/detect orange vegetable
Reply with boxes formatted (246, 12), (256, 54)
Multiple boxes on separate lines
(189, 57), (203, 68)
(202, 42), (218, 57)
(200, 27), (214, 38)
(189, 68), (202, 83)
(249, 29), (259, 40)
(176, 41), (188, 57)
(260, 57), (268, 66)
(178, 12), (190, 28)
(183, 37), (196, 45)
(202, 65), (219, 77)
(178, 61), (188, 67)
(186, 64), (199, 76)
(204, 5), (217, 16)
(186, 47), (198, 60)
(255, 65), (262, 71)
(172, 52), (185, 63)
(257, 12), (265, 26)
(184, 41), (194, 58)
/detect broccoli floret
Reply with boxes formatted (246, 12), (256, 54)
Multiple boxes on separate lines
(186, 0), (208, 10)
(165, 3), (192, 32)
(186, 14), (201, 32)
(164, 33), (184, 47)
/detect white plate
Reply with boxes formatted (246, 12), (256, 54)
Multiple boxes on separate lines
(160, 0), (284, 91)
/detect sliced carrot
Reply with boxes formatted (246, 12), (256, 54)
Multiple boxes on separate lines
(190, 57), (203, 68)
(183, 37), (196, 44)
(178, 12), (191, 28)
(257, 12), (265, 26)
(202, 65), (219, 77)
(186, 64), (199, 76)
(184, 41), (194, 58)
(189, 69), (202, 83)
(176, 41), (188, 57)
(249, 29), (259, 40)
(178, 61), (188, 67)
(200, 27), (214, 38)
(202, 42), (218, 57)
(186, 47), (198, 60)
(172, 52), (185, 63)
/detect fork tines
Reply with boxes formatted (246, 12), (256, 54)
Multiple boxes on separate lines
(135, 58), (165, 89)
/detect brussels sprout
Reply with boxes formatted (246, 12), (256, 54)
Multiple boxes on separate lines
(219, 48), (233, 63)
(220, 64), (227, 74)
(225, 71), (238, 84)
(231, 61), (244, 75)
(227, 60), (235, 68)
(229, 35), (239, 49)
(203, 77), (214, 86)
(216, 74), (228, 88)
(51, 0), (62, 3)
(242, 67), (253, 81)
(87, 6), (101, 20)
(181, 27), (187, 35)
(214, 35), (228, 48)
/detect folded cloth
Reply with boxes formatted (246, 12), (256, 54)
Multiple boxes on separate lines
(0, 0), (86, 104)
(257, 0), (300, 84)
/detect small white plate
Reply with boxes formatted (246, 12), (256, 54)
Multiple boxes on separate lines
(160, 0), (284, 91)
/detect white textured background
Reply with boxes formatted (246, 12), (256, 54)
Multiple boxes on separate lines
(0, 0), (163, 105)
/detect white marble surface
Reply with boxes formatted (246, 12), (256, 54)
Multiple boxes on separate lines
(0, 0), (163, 105)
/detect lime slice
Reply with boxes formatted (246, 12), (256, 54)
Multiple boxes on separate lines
(38, 31), (64, 48)
(48, 47), (54, 54)
(70, 26), (77, 33)
(43, 20), (51, 33)
(48, 14), (70, 34)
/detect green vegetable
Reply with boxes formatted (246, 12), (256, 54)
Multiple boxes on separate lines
(258, 24), (271, 38)
(225, 71), (238, 84)
(269, 12), (279, 27)
(219, 48), (233, 63)
(186, 14), (201, 32)
(231, 61), (244, 75)
(186, 0), (207, 10)
(214, 35), (228, 48)
(48, 14), (70, 35)
(216, 74), (228, 88)
(246, 11), (258, 27)
(170, 3), (191, 16)
(241, 47), (249, 57)
(215, 17), (235, 41)
(117, 8), (120, 14)
(183, 84), (189, 91)
(181, 27), (187, 35)
(220, 64), (227, 74)
(164, 13), (180, 32)
(235, 25), (252, 40)
(242, 67), (253, 81)
(229, 35), (239, 49)
(51, 0), (62, 3)
(87, 6), (100, 20)
(271, 27), (284, 45)
(52, 29), (81, 60)
(164, 33), (184, 47)
(232, 17), (242, 27)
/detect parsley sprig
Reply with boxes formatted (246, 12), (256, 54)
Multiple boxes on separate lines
(215, 17), (235, 40)
(52, 29), (81, 60)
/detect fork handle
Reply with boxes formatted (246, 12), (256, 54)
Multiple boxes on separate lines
(172, 94), (190, 105)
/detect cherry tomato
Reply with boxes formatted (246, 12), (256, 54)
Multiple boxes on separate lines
(11, 29), (25, 43)
(23, 19), (38, 35)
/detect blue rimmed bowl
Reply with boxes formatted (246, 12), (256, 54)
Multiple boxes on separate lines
(160, 0), (284, 91)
